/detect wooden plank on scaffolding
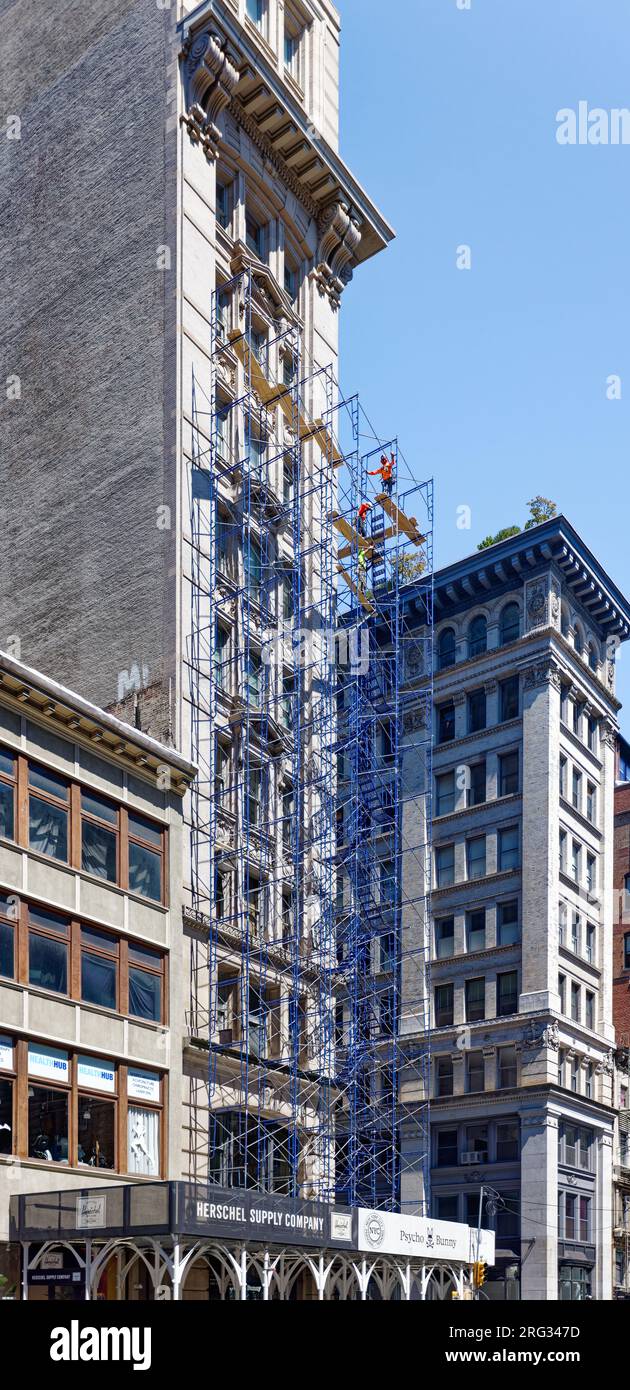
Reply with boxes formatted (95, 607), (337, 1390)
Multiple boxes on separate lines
(229, 330), (345, 467)
(337, 526), (396, 560)
(336, 562), (374, 615)
(375, 493), (427, 546)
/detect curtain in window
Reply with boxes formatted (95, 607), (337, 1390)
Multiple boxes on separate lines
(129, 968), (159, 1021)
(128, 1107), (159, 1175)
(29, 798), (67, 859)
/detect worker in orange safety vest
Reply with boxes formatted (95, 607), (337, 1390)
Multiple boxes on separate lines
(356, 501), (372, 536)
(368, 453), (395, 496)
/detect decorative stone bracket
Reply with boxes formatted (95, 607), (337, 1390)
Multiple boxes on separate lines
(313, 200), (362, 309)
(180, 28), (241, 162)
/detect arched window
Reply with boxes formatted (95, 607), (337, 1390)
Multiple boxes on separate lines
(437, 627), (456, 670)
(499, 602), (520, 646)
(468, 614), (487, 659)
(574, 626), (584, 657)
(561, 606), (570, 638)
(588, 642), (599, 673)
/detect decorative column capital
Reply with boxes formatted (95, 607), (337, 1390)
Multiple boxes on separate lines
(523, 658), (562, 692)
(180, 27), (241, 161)
(600, 719), (618, 752)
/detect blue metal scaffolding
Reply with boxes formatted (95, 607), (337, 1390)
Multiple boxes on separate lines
(186, 263), (433, 1211)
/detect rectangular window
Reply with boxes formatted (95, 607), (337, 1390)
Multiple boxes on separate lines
(435, 844), (455, 888)
(571, 981), (580, 1022)
(436, 1129), (458, 1166)
(464, 1124), (488, 1163)
(28, 906), (70, 995)
(0, 896), (15, 979)
(497, 970), (518, 1017)
(214, 623), (230, 691)
(571, 912), (580, 955)
(586, 923), (595, 965)
(467, 835), (486, 880)
(584, 1063), (593, 1098)
(246, 212), (265, 260)
(497, 899), (520, 945)
(498, 825), (520, 871)
(579, 1128), (592, 1170)
(245, 652), (262, 707)
(128, 1105), (160, 1176)
(467, 909), (485, 952)
(496, 1192), (519, 1240)
(284, 261), (298, 301)
(435, 917), (454, 960)
(80, 926), (118, 1012)
(29, 1084), (69, 1163)
(380, 931), (395, 972)
(579, 1196), (590, 1242)
(128, 814), (164, 903)
(572, 840), (581, 882)
(438, 703), (455, 743)
(499, 751), (519, 797)
(0, 1074), (13, 1156)
(436, 771), (455, 817)
(586, 853), (596, 893)
(129, 943), (163, 1023)
(559, 829), (567, 873)
(572, 700), (582, 737)
(500, 676), (519, 722)
(585, 990), (594, 1030)
(78, 1091), (116, 1170)
(468, 761), (486, 807)
(570, 1055), (579, 1093)
(559, 755), (567, 799)
(558, 900), (566, 946)
(572, 768), (582, 811)
(560, 686), (569, 724)
(436, 1055), (454, 1098)
(468, 689), (486, 734)
(28, 762), (69, 862)
(435, 983), (454, 1028)
(496, 1120), (519, 1159)
(0, 747), (16, 841)
(216, 180), (232, 231)
(244, 534), (263, 598)
(564, 1193), (576, 1239)
(81, 789), (118, 883)
(466, 1050), (484, 1092)
(586, 782), (596, 823)
(498, 1047), (517, 1089)
(558, 973), (566, 1013)
(588, 717), (597, 753)
(625, 932), (630, 971)
(436, 1195), (458, 1221)
(465, 977), (485, 1022)
(283, 455), (295, 505)
(247, 0), (263, 23)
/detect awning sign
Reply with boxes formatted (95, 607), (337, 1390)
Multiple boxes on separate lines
(28, 1044), (69, 1083)
(357, 1208), (495, 1265)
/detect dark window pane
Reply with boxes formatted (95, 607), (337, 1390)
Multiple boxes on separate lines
(129, 967), (161, 1022)
(77, 1095), (115, 1169)
(81, 790), (118, 824)
(0, 783), (14, 840)
(128, 942), (161, 967)
(129, 813), (163, 848)
(29, 795), (68, 860)
(0, 921), (14, 978)
(129, 842), (162, 901)
(80, 925), (116, 953)
(29, 907), (69, 936)
(0, 749), (15, 777)
(81, 953), (117, 1011)
(28, 1086), (69, 1162)
(0, 1078), (12, 1155)
(28, 763), (69, 800)
(82, 820), (117, 881)
(29, 934), (68, 994)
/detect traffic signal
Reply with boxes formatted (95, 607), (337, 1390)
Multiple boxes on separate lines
(473, 1261), (487, 1289)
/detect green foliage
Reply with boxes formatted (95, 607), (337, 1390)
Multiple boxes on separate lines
(477, 498), (557, 550)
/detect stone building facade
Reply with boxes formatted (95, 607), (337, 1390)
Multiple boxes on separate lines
(612, 736), (630, 1296)
(399, 516), (630, 1300)
(0, 651), (193, 1298)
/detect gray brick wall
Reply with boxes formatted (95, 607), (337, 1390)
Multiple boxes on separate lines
(0, 0), (178, 741)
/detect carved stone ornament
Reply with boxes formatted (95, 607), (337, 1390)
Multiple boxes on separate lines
(313, 200), (362, 309)
(595, 1048), (614, 1076)
(601, 719), (618, 752)
(403, 707), (428, 735)
(522, 1018), (559, 1051)
(523, 659), (562, 692)
(180, 28), (241, 161)
(526, 580), (548, 628)
(550, 581), (561, 625)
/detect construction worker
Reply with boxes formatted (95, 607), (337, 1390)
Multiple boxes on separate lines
(356, 500), (372, 537)
(368, 453), (395, 496)
(357, 546), (369, 597)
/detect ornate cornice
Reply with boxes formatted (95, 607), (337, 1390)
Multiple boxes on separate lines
(229, 97), (321, 222)
(181, 28), (242, 162)
(523, 657), (562, 692)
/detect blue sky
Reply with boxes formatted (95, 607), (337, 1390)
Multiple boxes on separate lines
(336, 0), (630, 717)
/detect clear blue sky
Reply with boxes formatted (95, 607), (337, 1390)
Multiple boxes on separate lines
(336, 0), (630, 718)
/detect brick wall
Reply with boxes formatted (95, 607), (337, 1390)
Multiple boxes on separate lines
(0, 0), (178, 740)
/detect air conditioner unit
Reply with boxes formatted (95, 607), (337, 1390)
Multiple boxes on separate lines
(218, 1028), (233, 1046)
(461, 1151), (484, 1165)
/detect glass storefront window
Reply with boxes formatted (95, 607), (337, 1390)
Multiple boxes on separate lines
(558, 1265), (592, 1301)
(28, 1086), (69, 1163)
(77, 1095), (115, 1169)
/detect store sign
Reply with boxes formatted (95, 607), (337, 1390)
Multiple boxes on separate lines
(41, 1251), (64, 1270)
(77, 1056), (115, 1094)
(0, 1036), (13, 1072)
(179, 1185), (357, 1250)
(76, 1194), (107, 1230)
(357, 1208), (495, 1265)
(27, 1044), (69, 1083)
(127, 1068), (160, 1103)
